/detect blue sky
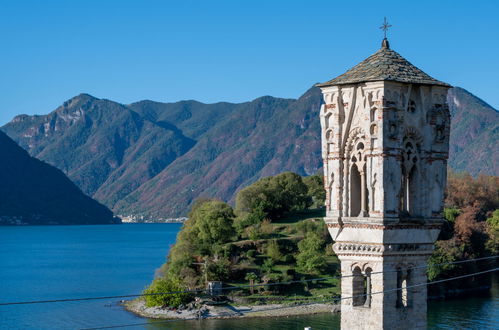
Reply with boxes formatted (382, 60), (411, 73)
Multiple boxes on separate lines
(1, 0), (498, 125)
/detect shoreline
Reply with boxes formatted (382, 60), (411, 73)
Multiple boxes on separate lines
(123, 299), (339, 321)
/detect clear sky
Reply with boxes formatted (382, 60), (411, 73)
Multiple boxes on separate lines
(1, 0), (498, 125)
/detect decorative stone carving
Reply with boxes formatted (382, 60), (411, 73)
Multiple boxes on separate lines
(317, 38), (451, 330)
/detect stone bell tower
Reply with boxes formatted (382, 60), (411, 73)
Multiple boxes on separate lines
(317, 38), (451, 330)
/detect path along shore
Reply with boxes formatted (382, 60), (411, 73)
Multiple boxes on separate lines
(124, 299), (339, 321)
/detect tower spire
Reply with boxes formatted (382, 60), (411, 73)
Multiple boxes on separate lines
(379, 17), (392, 48)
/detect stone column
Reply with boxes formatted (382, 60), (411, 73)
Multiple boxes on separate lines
(359, 161), (367, 217)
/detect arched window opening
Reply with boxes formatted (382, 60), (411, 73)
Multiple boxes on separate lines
(364, 268), (372, 307)
(325, 112), (332, 128)
(350, 164), (361, 217)
(396, 268), (410, 308)
(352, 267), (366, 306)
(371, 107), (378, 122)
(364, 162), (369, 216)
(407, 165), (417, 215)
(371, 173), (377, 212)
(325, 128), (334, 141)
(401, 140), (419, 217)
(401, 166), (409, 214)
(409, 100), (416, 113)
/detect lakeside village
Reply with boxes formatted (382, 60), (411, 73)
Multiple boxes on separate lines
(120, 215), (188, 223)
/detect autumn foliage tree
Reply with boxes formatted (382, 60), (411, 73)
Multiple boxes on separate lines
(428, 170), (498, 296)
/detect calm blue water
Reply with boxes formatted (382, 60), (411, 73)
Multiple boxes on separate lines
(0, 224), (497, 330)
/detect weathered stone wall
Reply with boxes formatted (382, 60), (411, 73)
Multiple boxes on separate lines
(320, 79), (450, 329)
(320, 81), (450, 226)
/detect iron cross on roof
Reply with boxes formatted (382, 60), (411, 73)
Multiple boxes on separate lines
(379, 17), (392, 39)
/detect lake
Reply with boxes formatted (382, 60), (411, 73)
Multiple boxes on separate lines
(0, 224), (497, 329)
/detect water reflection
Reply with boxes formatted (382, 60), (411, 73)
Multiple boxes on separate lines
(145, 313), (341, 330)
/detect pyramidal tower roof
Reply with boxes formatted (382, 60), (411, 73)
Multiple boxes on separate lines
(317, 39), (450, 87)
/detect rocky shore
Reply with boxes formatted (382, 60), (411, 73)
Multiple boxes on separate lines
(123, 299), (339, 321)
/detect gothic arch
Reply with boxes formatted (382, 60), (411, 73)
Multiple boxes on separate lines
(395, 263), (414, 308)
(325, 112), (333, 129)
(351, 263), (372, 308)
(352, 266), (366, 306)
(325, 128), (334, 142)
(404, 126), (423, 150)
(344, 128), (369, 217)
(400, 128), (423, 217)
(344, 127), (367, 156)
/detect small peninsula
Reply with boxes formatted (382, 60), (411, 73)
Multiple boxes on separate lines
(126, 171), (498, 321)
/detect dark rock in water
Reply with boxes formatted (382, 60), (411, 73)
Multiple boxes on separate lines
(0, 130), (117, 225)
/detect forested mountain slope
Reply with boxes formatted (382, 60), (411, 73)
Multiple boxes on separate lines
(2, 86), (496, 217)
(0, 131), (115, 225)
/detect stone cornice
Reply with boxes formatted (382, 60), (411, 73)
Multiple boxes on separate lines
(327, 223), (442, 230)
(333, 242), (435, 256)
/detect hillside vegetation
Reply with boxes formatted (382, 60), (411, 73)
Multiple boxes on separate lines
(428, 171), (498, 297)
(0, 131), (116, 225)
(144, 171), (498, 307)
(144, 172), (340, 307)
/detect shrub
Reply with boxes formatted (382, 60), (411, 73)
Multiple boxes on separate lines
(246, 225), (262, 241)
(262, 258), (275, 275)
(283, 254), (295, 263)
(266, 239), (282, 262)
(143, 276), (190, 308)
(296, 220), (319, 236)
(260, 219), (273, 236)
(246, 249), (257, 259)
(234, 206), (267, 235)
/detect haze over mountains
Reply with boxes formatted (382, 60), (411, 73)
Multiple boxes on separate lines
(2, 86), (497, 218)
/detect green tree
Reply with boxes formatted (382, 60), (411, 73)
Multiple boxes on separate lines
(486, 209), (499, 227)
(245, 272), (259, 294)
(427, 240), (461, 281)
(303, 174), (326, 208)
(143, 276), (190, 307)
(444, 208), (461, 222)
(236, 172), (311, 218)
(189, 200), (236, 246)
(234, 205), (266, 235)
(296, 232), (326, 274)
(485, 209), (499, 255)
(207, 256), (231, 282)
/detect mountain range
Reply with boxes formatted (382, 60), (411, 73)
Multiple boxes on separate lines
(0, 130), (116, 225)
(2, 86), (497, 218)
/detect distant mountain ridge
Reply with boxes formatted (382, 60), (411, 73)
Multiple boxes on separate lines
(447, 87), (499, 175)
(2, 86), (497, 218)
(0, 130), (116, 225)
